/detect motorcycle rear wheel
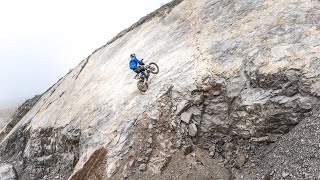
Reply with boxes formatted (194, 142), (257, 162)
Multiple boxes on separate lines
(137, 80), (148, 92)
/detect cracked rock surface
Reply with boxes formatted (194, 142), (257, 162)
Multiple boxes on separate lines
(0, 0), (320, 179)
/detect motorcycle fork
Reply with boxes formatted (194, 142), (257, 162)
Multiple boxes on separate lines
(145, 74), (149, 83)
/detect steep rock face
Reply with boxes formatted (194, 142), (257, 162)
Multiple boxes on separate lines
(0, 0), (320, 179)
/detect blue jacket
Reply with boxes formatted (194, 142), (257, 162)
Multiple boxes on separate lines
(129, 57), (143, 69)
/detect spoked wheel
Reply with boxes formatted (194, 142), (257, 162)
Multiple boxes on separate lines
(137, 80), (148, 92)
(148, 63), (159, 74)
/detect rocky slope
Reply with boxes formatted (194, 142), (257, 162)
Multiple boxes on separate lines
(238, 103), (320, 179)
(0, 0), (320, 179)
(0, 107), (17, 130)
(0, 95), (41, 142)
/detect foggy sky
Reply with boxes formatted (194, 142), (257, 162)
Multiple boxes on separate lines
(0, 0), (171, 107)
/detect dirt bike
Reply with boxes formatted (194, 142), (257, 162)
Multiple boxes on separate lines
(135, 61), (159, 92)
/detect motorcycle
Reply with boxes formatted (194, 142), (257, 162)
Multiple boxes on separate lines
(135, 61), (159, 92)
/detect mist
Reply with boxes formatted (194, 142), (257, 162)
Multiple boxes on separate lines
(0, 0), (172, 107)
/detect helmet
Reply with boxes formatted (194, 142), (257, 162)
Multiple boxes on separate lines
(130, 53), (136, 58)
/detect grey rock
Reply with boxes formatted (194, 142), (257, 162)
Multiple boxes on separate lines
(235, 153), (247, 169)
(170, 120), (178, 128)
(209, 144), (216, 157)
(148, 110), (160, 120)
(149, 155), (171, 174)
(209, 151), (215, 157)
(226, 77), (246, 98)
(200, 85), (212, 92)
(128, 160), (135, 167)
(212, 90), (221, 96)
(171, 90), (183, 99)
(181, 112), (192, 124)
(146, 148), (153, 155)
(282, 171), (289, 178)
(298, 96), (317, 111)
(188, 124), (197, 137)
(176, 100), (190, 115)
(0, 164), (17, 180)
(188, 106), (202, 116)
(193, 95), (205, 105)
(139, 163), (147, 171)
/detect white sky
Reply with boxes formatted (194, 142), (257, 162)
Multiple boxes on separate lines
(0, 0), (172, 107)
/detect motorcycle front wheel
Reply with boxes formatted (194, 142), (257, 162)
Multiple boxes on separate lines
(148, 63), (159, 74)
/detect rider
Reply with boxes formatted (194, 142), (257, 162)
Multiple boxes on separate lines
(129, 53), (145, 78)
